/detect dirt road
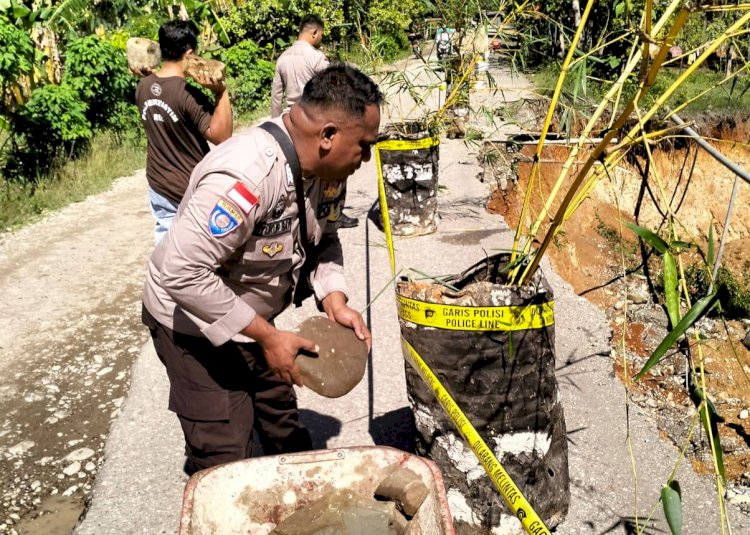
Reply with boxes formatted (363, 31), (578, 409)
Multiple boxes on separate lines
(0, 172), (153, 533)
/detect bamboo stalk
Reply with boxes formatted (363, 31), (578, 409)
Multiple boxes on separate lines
(511, 0), (684, 280)
(509, 0), (598, 265)
(518, 6), (692, 284)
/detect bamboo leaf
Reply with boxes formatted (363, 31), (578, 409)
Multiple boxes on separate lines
(663, 251), (680, 329)
(210, 7), (230, 46)
(624, 221), (668, 254)
(707, 222), (715, 270)
(669, 240), (695, 251)
(661, 480), (682, 535)
(634, 292), (720, 380)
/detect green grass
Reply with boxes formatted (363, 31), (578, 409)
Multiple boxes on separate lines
(0, 132), (146, 231)
(530, 63), (750, 117)
(335, 43), (413, 75)
(685, 263), (750, 320)
(234, 104), (271, 130)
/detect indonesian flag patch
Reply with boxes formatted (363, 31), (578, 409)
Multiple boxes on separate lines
(227, 182), (258, 214)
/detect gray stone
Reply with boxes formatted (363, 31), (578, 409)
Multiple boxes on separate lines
(742, 329), (750, 350)
(629, 305), (670, 330)
(294, 317), (368, 398)
(64, 447), (95, 462)
(627, 285), (650, 305)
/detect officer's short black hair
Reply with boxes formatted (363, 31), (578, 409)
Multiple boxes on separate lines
(159, 20), (199, 61)
(300, 64), (384, 118)
(299, 14), (324, 34)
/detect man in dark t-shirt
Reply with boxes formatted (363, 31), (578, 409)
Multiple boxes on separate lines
(136, 20), (232, 244)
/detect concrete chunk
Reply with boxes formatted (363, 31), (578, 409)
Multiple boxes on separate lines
(375, 467), (430, 517)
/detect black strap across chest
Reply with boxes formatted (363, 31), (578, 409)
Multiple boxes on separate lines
(258, 121), (310, 257)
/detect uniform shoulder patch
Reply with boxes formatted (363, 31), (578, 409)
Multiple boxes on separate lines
(209, 198), (244, 237)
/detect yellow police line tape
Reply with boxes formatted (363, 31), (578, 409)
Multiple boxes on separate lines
(376, 136), (441, 152)
(401, 339), (552, 535)
(374, 141), (551, 534)
(397, 295), (555, 331)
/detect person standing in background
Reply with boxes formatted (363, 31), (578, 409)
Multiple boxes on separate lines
(271, 15), (359, 229)
(136, 20), (233, 244)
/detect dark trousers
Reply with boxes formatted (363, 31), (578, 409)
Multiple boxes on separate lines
(142, 306), (312, 471)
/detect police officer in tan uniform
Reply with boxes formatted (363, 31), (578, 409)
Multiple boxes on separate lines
(272, 14), (359, 229)
(142, 65), (382, 473)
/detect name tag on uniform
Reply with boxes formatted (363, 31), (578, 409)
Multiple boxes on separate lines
(209, 199), (243, 237)
(253, 217), (292, 237)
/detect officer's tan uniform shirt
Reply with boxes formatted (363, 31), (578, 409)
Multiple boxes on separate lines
(143, 116), (346, 346)
(271, 41), (329, 117)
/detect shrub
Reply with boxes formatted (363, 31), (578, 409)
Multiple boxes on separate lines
(0, 16), (34, 114)
(224, 0), (345, 49)
(223, 40), (275, 115)
(7, 83), (92, 181)
(371, 30), (408, 61)
(63, 35), (135, 130)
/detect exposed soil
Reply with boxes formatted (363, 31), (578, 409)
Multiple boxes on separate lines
(486, 110), (750, 504)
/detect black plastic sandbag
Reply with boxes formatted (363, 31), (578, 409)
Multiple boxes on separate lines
(397, 253), (569, 533)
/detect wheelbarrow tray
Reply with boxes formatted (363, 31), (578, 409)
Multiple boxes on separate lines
(179, 446), (455, 534)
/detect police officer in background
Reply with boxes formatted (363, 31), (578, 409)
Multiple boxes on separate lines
(142, 65), (382, 473)
(272, 14), (360, 229)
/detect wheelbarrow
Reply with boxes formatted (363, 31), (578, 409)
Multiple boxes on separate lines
(179, 446), (455, 534)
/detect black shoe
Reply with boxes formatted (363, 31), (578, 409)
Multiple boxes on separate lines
(183, 457), (203, 476)
(336, 213), (359, 229)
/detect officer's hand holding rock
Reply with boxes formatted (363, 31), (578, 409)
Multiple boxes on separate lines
(244, 315), (318, 386)
(322, 291), (372, 352)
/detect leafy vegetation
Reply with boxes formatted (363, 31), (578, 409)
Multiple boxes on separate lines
(6, 83), (92, 181)
(0, 0), (426, 223)
(685, 263), (750, 320)
(0, 15), (34, 114)
(63, 35), (136, 130)
(222, 39), (275, 115)
(0, 130), (145, 230)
